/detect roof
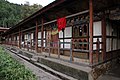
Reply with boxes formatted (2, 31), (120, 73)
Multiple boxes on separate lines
(2, 0), (120, 36)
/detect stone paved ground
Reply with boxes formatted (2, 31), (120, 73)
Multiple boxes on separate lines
(6, 49), (61, 80)
(98, 63), (120, 80)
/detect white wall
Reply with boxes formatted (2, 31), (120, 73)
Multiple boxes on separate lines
(93, 21), (102, 36)
(17, 36), (19, 41)
(106, 38), (112, 52)
(89, 21), (102, 50)
(38, 32), (41, 39)
(59, 27), (72, 49)
(118, 39), (120, 49)
(64, 27), (72, 38)
(31, 33), (33, 39)
(106, 22), (112, 36)
(106, 21), (118, 51)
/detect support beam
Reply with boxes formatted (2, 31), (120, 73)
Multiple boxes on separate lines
(102, 14), (106, 61)
(41, 18), (44, 52)
(89, 0), (93, 65)
(35, 20), (38, 52)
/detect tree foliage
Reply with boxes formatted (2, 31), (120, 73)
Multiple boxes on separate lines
(0, 0), (42, 28)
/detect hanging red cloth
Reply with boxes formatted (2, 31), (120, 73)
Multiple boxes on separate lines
(57, 17), (66, 32)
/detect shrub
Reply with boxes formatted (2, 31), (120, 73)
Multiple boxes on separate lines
(0, 47), (37, 80)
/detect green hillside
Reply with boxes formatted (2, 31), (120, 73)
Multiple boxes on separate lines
(0, 0), (42, 28)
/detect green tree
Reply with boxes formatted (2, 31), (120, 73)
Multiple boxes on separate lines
(0, 0), (42, 28)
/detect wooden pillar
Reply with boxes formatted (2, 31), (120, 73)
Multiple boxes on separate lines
(102, 15), (106, 61)
(41, 18), (44, 52)
(19, 28), (21, 48)
(89, 0), (93, 64)
(96, 38), (100, 63)
(35, 20), (38, 52)
(24, 33), (25, 49)
(11, 35), (13, 46)
(7, 36), (8, 45)
(8, 36), (9, 45)
(117, 26), (118, 49)
(30, 32), (32, 51)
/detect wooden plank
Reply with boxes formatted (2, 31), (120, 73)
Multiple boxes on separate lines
(89, 0), (93, 65)
(35, 20), (38, 52)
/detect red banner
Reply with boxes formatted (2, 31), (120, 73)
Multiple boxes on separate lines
(57, 17), (66, 31)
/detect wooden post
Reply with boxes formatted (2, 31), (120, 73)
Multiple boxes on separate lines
(41, 18), (44, 52)
(70, 39), (74, 62)
(117, 26), (118, 49)
(96, 38), (100, 63)
(102, 15), (106, 61)
(89, 0), (93, 65)
(23, 33), (25, 49)
(19, 28), (21, 48)
(12, 35), (13, 46)
(35, 20), (38, 53)
(8, 36), (9, 45)
(30, 32), (32, 51)
(58, 40), (60, 58)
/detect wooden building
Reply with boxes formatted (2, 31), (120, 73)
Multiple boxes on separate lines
(1, 0), (120, 79)
(0, 27), (9, 44)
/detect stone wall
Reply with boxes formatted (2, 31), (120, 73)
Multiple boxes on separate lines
(90, 59), (117, 80)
